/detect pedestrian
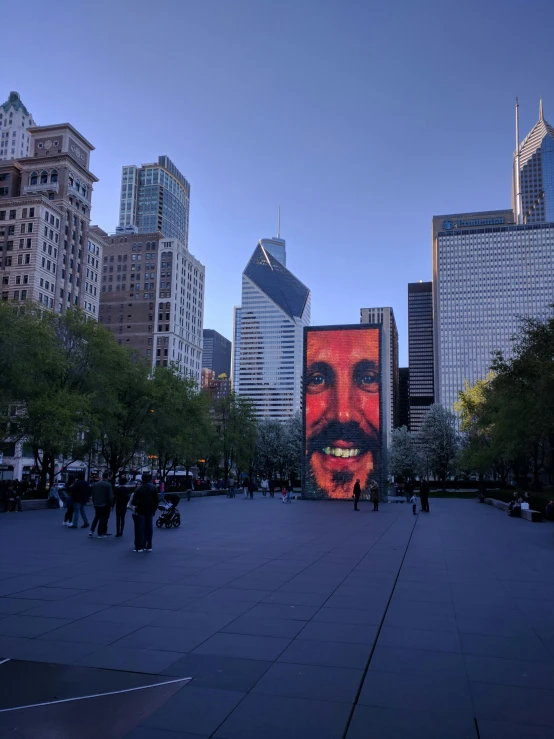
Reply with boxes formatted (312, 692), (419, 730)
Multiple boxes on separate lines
(269, 478), (275, 498)
(370, 480), (379, 511)
(249, 478), (255, 499)
(130, 472), (159, 552)
(243, 476), (249, 499)
(90, 471), (114, 538)
(159, 479), (166, 502)
(63, 483), (74, 525)
(410, 490), (418, 515)
(260, 476), (269, 496)
(419, 479), (430, 512)
(353, 478), (361, 511)
(287, 480), (294, 503)
(228, 475), (235, 498)
(281, 485), (287, 503)
(67, 473), (90, 529)
(114, 476), (131, 537)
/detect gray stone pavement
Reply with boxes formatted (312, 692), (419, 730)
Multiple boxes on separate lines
(0, 495), (554, 738)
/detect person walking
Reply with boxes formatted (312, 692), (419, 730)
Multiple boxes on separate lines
(353, 478), (361, 511)
(90, 472), (114, 539)
(419, 479), (430, 513)
(114, 476), (131, 537)
(242, 476), (249, 499)
(67, 473), (90, 529)
(130, 473), (159, 552)
(228, 475), (235, 498)
(370, 480), (379, 512)
(410, 490), (418, 515)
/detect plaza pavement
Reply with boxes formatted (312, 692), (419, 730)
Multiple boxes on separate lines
(0, 495), (554, 738)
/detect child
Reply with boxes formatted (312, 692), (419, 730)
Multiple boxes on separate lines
(410, 491), (418, 515)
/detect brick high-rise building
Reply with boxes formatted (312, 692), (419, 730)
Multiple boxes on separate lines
(99, 233), (204, 383)
(0, 116), (103, 318)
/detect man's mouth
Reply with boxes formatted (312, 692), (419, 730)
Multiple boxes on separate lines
(322, 447), (362, 458)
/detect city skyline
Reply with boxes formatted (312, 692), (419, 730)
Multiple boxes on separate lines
(4, 2), (554, 364)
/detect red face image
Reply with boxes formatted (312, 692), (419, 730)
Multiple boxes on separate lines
(304, 328), (380, 499)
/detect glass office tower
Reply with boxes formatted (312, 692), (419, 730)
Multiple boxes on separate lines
(234, 241), (311, 420)
(408, 281), (434, 431)
(118, 156), (190, 247)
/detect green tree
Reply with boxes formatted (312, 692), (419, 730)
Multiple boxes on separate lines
(212, 392), (257, 484)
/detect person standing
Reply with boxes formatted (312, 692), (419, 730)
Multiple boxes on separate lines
(286, 480), (294, 503)
(419, 479), (430, 513)
(370, 480), (379, 512)
(114, 476), (131, 537)
(353, 478), (361, 511)
(242, 476), (249, 499)
(260, 476), (269, 496)
(131, 473), (159, 552)
(249, 478), (255, 499)
(269, 478), (275, 498)
(410, 491), (418, 515)
(68, 473), (90, 528)
(90, 472), (114, 538)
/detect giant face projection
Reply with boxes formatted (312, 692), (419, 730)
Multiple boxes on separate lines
(303, 326), (382, 499)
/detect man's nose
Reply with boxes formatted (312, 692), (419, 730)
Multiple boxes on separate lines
(333, 375), (354, 424)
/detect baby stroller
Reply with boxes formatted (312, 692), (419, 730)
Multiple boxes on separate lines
(156, 493), (181, 528)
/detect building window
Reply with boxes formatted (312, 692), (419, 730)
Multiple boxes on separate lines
(51, 170), (58, 183)
(40, 171), (48, 184)
(30, 172), (38, 185)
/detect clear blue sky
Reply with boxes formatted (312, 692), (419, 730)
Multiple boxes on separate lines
(5, 0), (554, 364)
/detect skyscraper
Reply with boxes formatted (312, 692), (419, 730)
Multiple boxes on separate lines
(0, 92), (36, 161)
(360, 307), (399, 448)
(408, 281), (434, 431)
(0, 120), (103, 317)
(399, 367), (410, 429)
(234, 239), (311, 421)
(513, 100), (554, 224)
(202, 329), (231, 377)
(432, 208), (554, 411)
(99, 233), (204, 383)
(117, 156), (190, 248)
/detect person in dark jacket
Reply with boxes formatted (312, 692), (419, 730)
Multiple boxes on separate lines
(130, 473), (159, 552)
(68, 473), (90, 528)
(419, 479), (430, 513)
(353, 478), (361, 511)
(90, 472), (114, 538)
(114, 476), (131, 537)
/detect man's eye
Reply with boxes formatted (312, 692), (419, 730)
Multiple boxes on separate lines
(306, 373), (327, 392)
(358, 373), (379, 390)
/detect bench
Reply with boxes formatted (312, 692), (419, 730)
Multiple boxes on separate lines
(484, 498), (542, 522)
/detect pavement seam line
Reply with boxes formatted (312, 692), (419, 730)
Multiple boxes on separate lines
(341, 508), (420, 739)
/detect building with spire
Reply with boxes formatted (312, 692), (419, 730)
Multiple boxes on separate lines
(433, 100), (554, 413)
(233, 238), (311, 421)
(513, 99), (554, 224)
(0, 92), (36, 161)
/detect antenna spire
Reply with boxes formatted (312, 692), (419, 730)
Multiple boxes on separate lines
(277, 206), (281, 238)
(539, 98), (544, 121)
(514, 97), (522, 223)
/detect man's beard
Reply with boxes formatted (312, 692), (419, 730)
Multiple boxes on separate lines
(305, 420), (380, 499)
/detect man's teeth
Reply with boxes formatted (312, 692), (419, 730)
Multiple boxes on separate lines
(322, 447), (361, 458)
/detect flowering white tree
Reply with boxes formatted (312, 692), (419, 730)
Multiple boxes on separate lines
(388, 426), (423, 480)
(418, 404), (459, 489)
